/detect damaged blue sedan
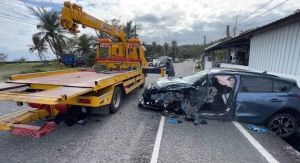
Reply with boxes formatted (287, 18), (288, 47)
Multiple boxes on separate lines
(139, 69), (300, 138)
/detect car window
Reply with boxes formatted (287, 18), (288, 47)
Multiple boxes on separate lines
(273, 80), (290, 92)
(239, 76), (273, 93)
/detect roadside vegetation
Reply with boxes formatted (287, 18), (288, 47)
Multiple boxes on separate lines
(143, 41), (206, 60)
(0, 62), (69, 81)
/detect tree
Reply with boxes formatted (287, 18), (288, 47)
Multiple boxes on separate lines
(14, 57), (26, 62)
(29, 34), (48, 62)
(156, 44), (163, 57)
(29, 7), (68, 60)
(110, 18), (122, 29)
(151, 41), (157, 58)
(73, 34), (96, 66)
(170, 40), (177, 60)
(123, 20), (142, 39)
(0, 52), (7, 63)
(163, 42), (169, 56)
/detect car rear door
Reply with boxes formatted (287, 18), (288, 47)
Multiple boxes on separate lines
(235, 76), (289, 124)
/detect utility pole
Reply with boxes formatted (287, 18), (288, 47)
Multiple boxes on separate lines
(226, 25), (230, 37)
(233, 15), (238, 37)
(203, 35), (206, 45)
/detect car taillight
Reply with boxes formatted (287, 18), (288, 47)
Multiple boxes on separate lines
(78, 99), (91, 104)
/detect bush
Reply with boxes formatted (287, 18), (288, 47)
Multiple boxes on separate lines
(93, 64), (106, 73)
(20, 69), (44, 74)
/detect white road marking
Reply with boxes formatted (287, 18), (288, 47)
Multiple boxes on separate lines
(150, 116), (165, 163)
(232, 121), (279, 163)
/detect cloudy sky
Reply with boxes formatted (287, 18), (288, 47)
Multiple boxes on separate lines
(0, 0), (299, 61)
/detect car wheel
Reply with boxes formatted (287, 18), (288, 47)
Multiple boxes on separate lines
(110, 86), (122, 113)
(267, 113), (298, 138)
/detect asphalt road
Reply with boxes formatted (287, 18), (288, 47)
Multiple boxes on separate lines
(0, 61), (299, 163)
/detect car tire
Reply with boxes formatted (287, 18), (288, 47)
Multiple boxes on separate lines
(110, 86), (122, 113)
(267, 113), (298, 138)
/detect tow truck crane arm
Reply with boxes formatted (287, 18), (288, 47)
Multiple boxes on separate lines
(61, 1), (127, 43)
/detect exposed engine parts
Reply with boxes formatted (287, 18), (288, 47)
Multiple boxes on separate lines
(140, 75), (236, 121)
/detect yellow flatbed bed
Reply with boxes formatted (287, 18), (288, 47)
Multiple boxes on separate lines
(0, 69), (146, 137)
(8, 70), (128, 87)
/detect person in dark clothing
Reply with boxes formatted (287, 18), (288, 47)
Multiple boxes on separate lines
(166, 58), (175, 77)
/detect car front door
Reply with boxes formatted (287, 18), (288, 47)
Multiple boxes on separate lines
(197, 74), (237, 119)
(235, 76), (288, 124)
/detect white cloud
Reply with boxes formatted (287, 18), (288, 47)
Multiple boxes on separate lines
(0, 0), (300, 60)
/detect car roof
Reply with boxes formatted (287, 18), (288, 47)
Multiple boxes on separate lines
(207, 68), (297, 84)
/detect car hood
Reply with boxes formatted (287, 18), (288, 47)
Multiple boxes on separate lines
(148, 77), (193, 90)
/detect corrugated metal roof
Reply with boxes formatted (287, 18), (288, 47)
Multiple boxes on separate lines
(223, 11), (300, 45)
(205, 11), (300, 51)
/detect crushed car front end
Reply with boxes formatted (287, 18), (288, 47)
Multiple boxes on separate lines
(139, 76), (209, 118)
(140, 77), (193, 111)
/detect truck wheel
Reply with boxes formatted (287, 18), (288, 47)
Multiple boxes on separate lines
(110, 86), (122, 113)
(267, 113), (298, 138)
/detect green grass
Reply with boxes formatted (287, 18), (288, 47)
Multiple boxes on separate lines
(0, 62), (71, 81)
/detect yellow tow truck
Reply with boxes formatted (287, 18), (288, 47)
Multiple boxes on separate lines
(0, 2), (164, 138)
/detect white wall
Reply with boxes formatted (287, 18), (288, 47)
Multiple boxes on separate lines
(204, 56), (212, 70)
(249, 21), (300, 76)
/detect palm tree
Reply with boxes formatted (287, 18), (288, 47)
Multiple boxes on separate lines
(73, 34), (96, 66)
(29, 35), (47, 62)
(123, 20), (142, 39)
(74, 34), (95, 56)
(29, 7), (68, 60)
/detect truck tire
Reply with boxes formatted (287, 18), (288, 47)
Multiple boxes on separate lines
(267, 113), (298, 138)
(110, 86), (122, 113)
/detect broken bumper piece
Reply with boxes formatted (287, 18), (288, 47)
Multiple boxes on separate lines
(138, 98), (163, 110)
(10, 122), (56, 138)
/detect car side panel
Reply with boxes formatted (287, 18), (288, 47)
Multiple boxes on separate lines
(235, 92), (290, 124)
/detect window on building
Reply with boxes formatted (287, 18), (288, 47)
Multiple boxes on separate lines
(239, 76), (273, 93)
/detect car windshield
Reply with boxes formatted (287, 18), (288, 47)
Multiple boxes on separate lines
(182, 70), (208, 84)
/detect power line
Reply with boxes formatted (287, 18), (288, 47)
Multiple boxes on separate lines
(239, 0), (290, 26)
(0, 15), (36, 25)
(0, 1), (32, 14)
(0, 12), (37, 22)
(239, 18), (279, 28)
(0, 1), (37, 22)
(89, 0), (130, 21)
(239, 0), (275, 24)
(0, 7), (35, 20)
